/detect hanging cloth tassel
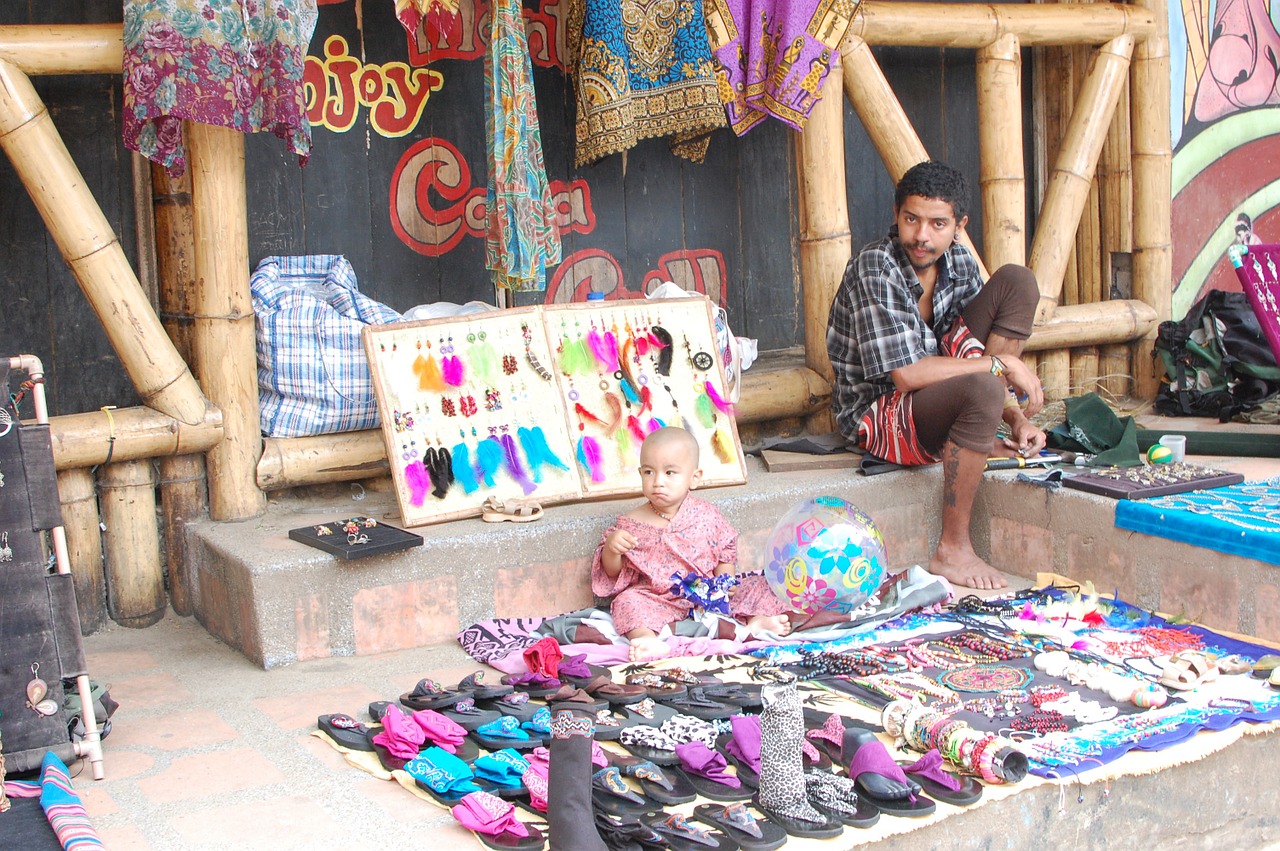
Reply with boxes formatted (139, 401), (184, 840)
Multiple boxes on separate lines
(404, 460), (431, 506)
(500, 432), (538, 495)
(475, 436), (505, 487)
(712, 428), (735, 463)
(577, 435), (606, 482)
(451, 442), (480, 494)
(519, 426), (569, 482)
(443, 355), (466, 386)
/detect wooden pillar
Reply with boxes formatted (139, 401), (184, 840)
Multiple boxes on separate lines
(1039, 350), (1072, 401)
(976, 34), (1025, 268)
(0, 58), (206, 424)
(1071, 346), (1100, 394)
(1099, 342), (1132, 397)
(98, 460), (165, 628)
(797, 66), (851, 382)
(158, 456), (207, 617)
(841, 35), (988, 277)
(57, 468), (105, 634)
(188, 122), (266, 520)
(1130, 0), (1173, 399)
(1029, 35), (1135, 322)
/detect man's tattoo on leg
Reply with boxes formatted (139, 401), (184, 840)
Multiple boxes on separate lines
(943, 444), (959, 507)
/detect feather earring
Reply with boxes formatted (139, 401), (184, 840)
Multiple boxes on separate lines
(694, 392), (716, 428)
(712, 428), (735, 463)
(420, 354), (445, 391)
(604, 393), (624, 433)
(618, 377), (641, 407)
(451, 442), (480, 494)
(639, 385), (653, 415)
(428, 446), (454, 498)
(443, 355), (466, 387)
(615, 428), (633, 463)
(475, 437), (505, 488)
(519, 426), (569, 479)
(559, 336), (585, 374)
(602, 329), (621, 372)
(626, 416), (647, 444)
(500, 433), (538, 495)
(587, 327), (611, 371)
(635, 335), (650, 357)
(577, 436), (605, 482)
(404, 460), (431, 506)
(645, 417), (663, 434)
(470, 336), (500, 384)
(574, 402), (609, 429)
(704, 381), (733, 414)
(651, 326), (674, 376)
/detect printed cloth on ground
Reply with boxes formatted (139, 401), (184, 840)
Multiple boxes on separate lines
(567, 0), (727, 165)
(123, 0), (318, 176)
(705, 0), (861, 134)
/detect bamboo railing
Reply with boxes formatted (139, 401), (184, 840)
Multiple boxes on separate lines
(0, 8), (1172, 627)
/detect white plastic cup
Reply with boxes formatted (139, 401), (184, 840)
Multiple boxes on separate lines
(1158, 434), (1187, 462)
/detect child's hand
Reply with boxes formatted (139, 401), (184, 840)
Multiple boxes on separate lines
(604, 528), (638, 558)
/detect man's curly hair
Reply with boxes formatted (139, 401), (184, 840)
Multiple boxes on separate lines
(895, 161), (969, 222)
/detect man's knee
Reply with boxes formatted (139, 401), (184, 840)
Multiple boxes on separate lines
(946, 373), (1006, 453)
(955, 372), (1007, 413)
(987, 265), (1038, 339)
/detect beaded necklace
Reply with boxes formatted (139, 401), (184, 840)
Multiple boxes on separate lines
(1100, 625), (1203, 658)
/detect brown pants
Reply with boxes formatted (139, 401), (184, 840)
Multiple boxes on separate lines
(911, 264), (1039, 455)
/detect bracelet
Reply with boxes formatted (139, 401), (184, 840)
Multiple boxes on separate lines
(989, 355), (1007, 378)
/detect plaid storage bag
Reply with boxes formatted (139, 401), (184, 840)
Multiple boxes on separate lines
(252, 255), (401, 438)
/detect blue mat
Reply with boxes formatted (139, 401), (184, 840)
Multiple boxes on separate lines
(1115, 477), (1280, 566)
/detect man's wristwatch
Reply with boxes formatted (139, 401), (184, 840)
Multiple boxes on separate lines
(989, 355), (1006, 378)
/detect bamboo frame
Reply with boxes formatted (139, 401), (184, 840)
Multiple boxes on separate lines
(1022, 298), (1158, 351)
(188, 122), (266, 521)
(976, 34), (1025, 268)
(47, 405), (223, 471)
(158, 455), (207, 617)
(849, 3), (1156, 47)
(797, 67), (851, 381)
(57, 467), (105, 635)
(98, 459), (166, 628)
(0, 58), (209, 424)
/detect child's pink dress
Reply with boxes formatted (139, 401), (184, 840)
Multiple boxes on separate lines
(591, 496), (786, 635)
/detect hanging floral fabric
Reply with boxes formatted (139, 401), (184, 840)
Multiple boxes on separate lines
(705, 0), (861, 135)
(567, 0), (727, 166)
(485, 0), (562, 291)
(393, 0), (460, 50)
(122, 0), (318, 176)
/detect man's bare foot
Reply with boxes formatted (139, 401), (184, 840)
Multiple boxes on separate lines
(745, 613), (792, 637)
(929, 546), (1009, 590)
(629, 635), (670, 662)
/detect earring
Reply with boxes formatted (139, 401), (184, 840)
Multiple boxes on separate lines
(0, 532), (11, 562)
(0, 407), (11, 438)
(26, 663), (57, 716)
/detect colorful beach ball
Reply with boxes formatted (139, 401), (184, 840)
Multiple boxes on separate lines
(764, 496), (887, 615)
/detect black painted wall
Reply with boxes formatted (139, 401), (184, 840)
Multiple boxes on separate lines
(1, 0), (1033, 417)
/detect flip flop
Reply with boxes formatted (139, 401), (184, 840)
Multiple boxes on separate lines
(581, 675), (648, 706)
(405, 746), (486, 806)
(612, 756), (697, 805)
(693, 803), (788, 851)
(625, 673), (689, 701)
(471, 749), (532, 798)
(546, 686), (609, 713)
(719, 716), (762, 788)
(557, 655), (613, 687)
(591, 708), (631, 742)
(621, 698), (680, 727)
(751, 793), (844, 840)
(700, 683), (764, 710)
(843, 729), (936, 818)
(644, 812), (738, 851)
(451, 790), (546, 850)
(459, 671), (515, 700)
(659, 688), (739, 721)
(501, 672), (563, 699)
(472, 715), (541, 751)
(442, 698), (503, 732)
(316, 713), (375, 751)
(400, 677), (473, 711)
(481, 497), (545, 523)
(591, 767), (663, 816)
(619, 725), (681, 766)
(805, 771), (881, 829)
(898, 751), (983, 806)
(1160, 650), (1218, 691)
(674, 742), (751, 802)
(477, 692), (543, 724)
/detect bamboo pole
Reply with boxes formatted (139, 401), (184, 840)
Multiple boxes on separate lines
(848, 3), (1155, 47)
(1039, 350), (1072, 401)
(1130, 0), (1173, 399)
(158, 455), (207, 617)
(840, 37), (988, 278)
(976, 34), (1025, 268)
(1100, 83), (1133, 257)
(1071, 347), (1100, 394)
(98, 460), (166, 628)
(188, 122), (266, 521)
(0, 25), (122, 75)
(1099, 343), (1132, 396)
(1028, 35), (1135, 323)
(737, 367), (831, 422)
(1026, 298), (1158, 350)
(1077, 179), (1103, 304)
(48, 405), (223, 471)
(57, 468), (105, 635)
(0, 59), (209, 424)
(797, 67), (851, 381)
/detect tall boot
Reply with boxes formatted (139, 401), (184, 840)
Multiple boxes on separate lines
(755, 676), (843, 838)
(548, 709), (608, 851)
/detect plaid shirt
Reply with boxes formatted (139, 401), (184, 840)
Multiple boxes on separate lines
(825, 227), (984, 438)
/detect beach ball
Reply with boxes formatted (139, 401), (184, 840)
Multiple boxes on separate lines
(764, 496), (887, 615)
(1146, 444), (1173, 464)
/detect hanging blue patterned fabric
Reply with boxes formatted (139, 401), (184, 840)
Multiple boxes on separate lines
(484, 0), (561, 292)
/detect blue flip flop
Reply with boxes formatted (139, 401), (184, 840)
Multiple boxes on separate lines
(471, 748), (532, 798)
(472, 715), (539, 751)
(405, 746), (485, 806)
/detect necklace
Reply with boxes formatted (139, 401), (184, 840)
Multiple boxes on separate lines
(651, 504), (671, 520)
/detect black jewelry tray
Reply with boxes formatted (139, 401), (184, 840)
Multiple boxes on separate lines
(288, 517), (423, 560)
(1062, 467), (1244, 500)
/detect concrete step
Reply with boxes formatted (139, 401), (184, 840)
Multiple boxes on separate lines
(184, 454), (1280, 669)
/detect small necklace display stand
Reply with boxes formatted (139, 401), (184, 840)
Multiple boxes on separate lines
(0, 356), (105, 780)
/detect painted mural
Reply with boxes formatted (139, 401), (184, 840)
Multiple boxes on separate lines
(1170, 0), (1280, 318)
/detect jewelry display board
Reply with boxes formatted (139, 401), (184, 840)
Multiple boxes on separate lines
(1229, 243), (1280, 364)
(288, 516), (423, 559)
(364, 298), (746, 526)
(1063, 463), (1244, 500)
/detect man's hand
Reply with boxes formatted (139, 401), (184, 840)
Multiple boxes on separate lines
(1000, 356), (1044, 416)
(1006, 417), (1047, 457)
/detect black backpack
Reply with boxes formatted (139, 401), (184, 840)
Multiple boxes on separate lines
(1154, 289), (1280, 420)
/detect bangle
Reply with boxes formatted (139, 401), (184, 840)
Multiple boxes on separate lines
(989, 355), (1006, 378)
